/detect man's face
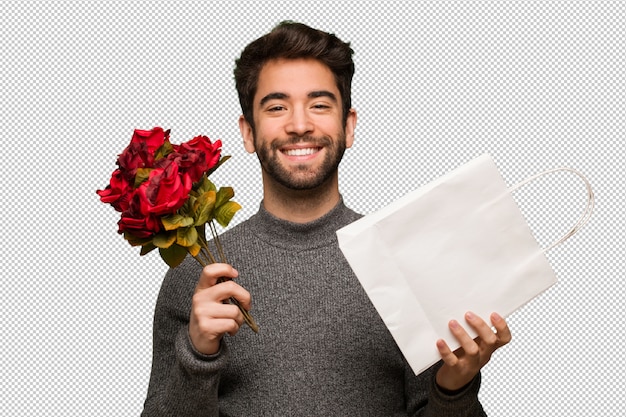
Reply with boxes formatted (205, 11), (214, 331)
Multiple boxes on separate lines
(240, 58), (356, 191)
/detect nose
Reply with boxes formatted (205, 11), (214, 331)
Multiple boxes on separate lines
(285, 107), (314, 137)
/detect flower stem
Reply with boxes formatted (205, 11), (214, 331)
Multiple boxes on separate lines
(209, 221), (227, 263)
(197, 235), (217, 264)
(193, 230), (259, 333)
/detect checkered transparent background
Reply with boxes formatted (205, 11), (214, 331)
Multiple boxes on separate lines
(2, 1), (624, 415)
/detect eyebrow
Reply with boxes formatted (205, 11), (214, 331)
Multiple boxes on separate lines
(258, 90), (338, 106)
(308, 90), (338, 102)
(259, 92), (288, 106)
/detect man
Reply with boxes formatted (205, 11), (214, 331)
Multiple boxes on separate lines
(142, 21), (511, 416)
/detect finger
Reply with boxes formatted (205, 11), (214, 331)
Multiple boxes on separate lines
(189, 301), (244, 354)
(194, 316), (242, 341)
(464, 311), (498, 346)
(213, 319), (243, 337)
(448, 319), (479, 356)
(490, 312), (512, 346)
(195, 263), (239, 292)
(194, 299), (243, 320)
(436, 339), (459, 367)
(194, 279), (252, 311)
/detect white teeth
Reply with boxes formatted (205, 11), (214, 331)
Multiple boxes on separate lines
(283, 148), (318, 156)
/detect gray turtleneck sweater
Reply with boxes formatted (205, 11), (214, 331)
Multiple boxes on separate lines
(141, 200), (486, 416)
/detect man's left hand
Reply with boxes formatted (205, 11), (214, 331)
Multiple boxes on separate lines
(435, 312), (512, 391)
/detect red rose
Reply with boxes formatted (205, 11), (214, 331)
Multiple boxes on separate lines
(141, 159), (192, 216)
(165, 151), (206, 183)
(117, 141), (155, 183)
(97, 169), (133, 212)
(179, 135), (222, 172)
(131, 127), (168, 154)
(117, 191), (161, 238)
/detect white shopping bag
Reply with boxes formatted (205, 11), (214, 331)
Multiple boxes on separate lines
(336, 154), (593, 375)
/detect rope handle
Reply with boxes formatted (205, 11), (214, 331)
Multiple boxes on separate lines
(508, 167), (594, 252)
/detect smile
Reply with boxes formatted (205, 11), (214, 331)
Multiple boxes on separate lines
(282, 147), (321, 156)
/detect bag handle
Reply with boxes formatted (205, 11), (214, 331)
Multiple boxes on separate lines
(508, 167), (594, 252)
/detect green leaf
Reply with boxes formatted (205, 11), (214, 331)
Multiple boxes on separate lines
(176, 226), (198, 248)
(196, 224), (206, 243)
(124, 232), (153, 247)
(214, 201), (242, 227)
(188, 241), (201, 257)
(195, 176), (217, 195)
(193, 190), (216, 226)
(206, 155), (231, 176)
(215, 187), (235, 208)
(153, 231), (177, 248)
(162, 214), (194, 231)
(176, 196), (193, 215)
(134, 168), (152, 188)
(140, 242), (157, 256)
(159, 244), (188, 268)
(155, 140), (175, 160)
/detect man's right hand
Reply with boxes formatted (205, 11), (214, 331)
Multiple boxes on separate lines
(189, 263), (252, 355)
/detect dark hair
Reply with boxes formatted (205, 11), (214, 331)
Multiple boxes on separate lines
(234, 21), (355, 130)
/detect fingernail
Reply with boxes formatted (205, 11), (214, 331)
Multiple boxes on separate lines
(465, 311), (474, 320)
(491, 312), (502, 322)
(450, 320), (460, 329)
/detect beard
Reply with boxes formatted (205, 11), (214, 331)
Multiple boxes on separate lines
(254, 133), (347, 191)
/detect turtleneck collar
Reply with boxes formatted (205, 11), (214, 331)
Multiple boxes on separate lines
(245, 197), (361, 251)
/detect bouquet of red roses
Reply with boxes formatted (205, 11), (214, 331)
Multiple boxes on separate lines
(97, 127), (258, 332)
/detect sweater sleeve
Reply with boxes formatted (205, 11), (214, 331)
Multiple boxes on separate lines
(405, 361), (487, 417)
(141, 261), (229, 417)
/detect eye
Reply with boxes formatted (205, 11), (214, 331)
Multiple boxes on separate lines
(267, 105), (286, 112)
(311, 103), (333, 111)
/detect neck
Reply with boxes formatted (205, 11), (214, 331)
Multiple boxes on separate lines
(261, 175), (341, 223)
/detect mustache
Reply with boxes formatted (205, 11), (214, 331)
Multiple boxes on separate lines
(270, 135), (333, 150)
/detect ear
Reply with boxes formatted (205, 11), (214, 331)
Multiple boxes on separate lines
(239, 115), (256, 154)
(344, 108), (357, 149)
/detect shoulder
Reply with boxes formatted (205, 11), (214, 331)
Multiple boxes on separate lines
(215, 215), (257, 247)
